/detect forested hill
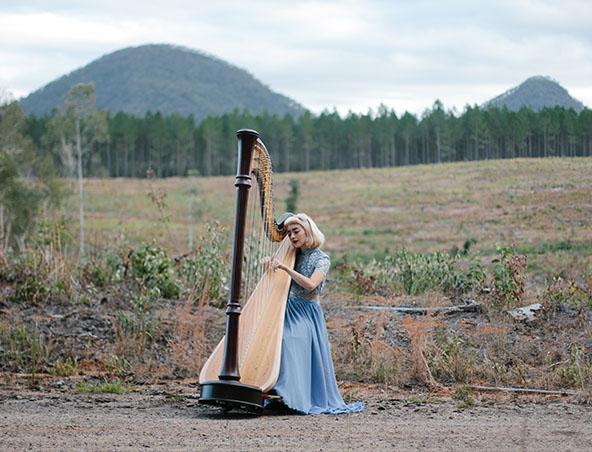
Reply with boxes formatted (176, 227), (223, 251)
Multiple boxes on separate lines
(19, 44), (306, 121)
(483, 76), (585, 112)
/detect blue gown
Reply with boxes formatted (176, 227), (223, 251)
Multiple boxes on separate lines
(270, 248), (364, 415)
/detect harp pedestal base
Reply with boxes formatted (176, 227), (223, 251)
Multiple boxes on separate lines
(199, 380), (264, 410)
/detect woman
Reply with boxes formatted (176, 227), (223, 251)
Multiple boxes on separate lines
(267, 213), (364, 415)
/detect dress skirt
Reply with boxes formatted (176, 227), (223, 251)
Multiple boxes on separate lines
(270, 294), (364, 415)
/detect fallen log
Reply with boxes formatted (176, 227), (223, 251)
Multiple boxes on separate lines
(469, 385), (582, 396)
(347, 299), (481, 315)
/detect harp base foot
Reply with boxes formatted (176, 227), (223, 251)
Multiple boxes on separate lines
(199, 380), (264, 410)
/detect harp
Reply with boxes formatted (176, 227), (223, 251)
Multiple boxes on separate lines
(199, 129), (295, 409)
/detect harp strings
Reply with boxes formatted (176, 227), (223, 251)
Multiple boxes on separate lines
(241, 140), (281, 305)
(238, 140), (283, 365)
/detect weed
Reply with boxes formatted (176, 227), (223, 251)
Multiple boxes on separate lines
(333, 248), (478, 298)
(335, 313), (406, 386)
(178, 221), (229, 307)
(76, 380), (136, 394)
(51, 357), (80, 377)
(453, 385), (476, 408)
(0, 321), (51, 384)
(81, 246), (121, 288)
(2, 219), (72, 304)
(146, 168), (176, 250)
(428, 329), (474, 384)
(113, 292), (162, 359)
(517, 240), (592, 256)
(333, 256), (377, 298)
(168, 391), (186, 402)
(126, 242), (181, 299)
(553, 342), (591, 389)
(542, 275), (592, 308)
(168, 279), (212, 376)
(401, 316), (441, 386)
(450, 237), (477, 257)
(285, 178), (300, 213)
(488, 244), (527, 307)
(383, 248), (477, 296)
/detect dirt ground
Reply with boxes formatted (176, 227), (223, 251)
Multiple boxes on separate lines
(2, 261), (592, 451)
(1, 384), (591, 452)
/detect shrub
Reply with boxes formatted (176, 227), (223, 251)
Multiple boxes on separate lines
(376, 249), (472, 296)
(126, 242), (181, 299)
(285, 178), (300, 213)
(1, 219), (72, 303)
(488, 245), (527, 307)
(334, 248), (480, 297)
(542, 275), (592, 308)
(178, 221), (229, 308)
(81, 245), (122, 288)
(0, 321), (52, 380)
(552, 342), (591, 389)
(428, 329), (475, 384)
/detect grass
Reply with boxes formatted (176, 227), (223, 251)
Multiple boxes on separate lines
(75, 380), (137, 394)
(75, 157), (592, 287)
(3, 156), (591, 394)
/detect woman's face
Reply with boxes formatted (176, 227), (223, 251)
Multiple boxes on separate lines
(286, 222), (308, 249)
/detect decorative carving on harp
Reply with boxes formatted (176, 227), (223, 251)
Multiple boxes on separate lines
(199, 129), (295, 409)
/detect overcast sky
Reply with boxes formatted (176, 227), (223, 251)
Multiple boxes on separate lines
(1, 0), (591, 117)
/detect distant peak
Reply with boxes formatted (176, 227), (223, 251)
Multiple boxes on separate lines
(525, 75), (555, 82)
(483, 75), (585, 112)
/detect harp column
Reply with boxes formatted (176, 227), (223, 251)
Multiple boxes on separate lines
(218, 128), (259, 381)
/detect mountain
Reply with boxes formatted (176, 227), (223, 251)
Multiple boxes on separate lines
(483, 76), (585, 112)
(19, 44), (306, 121)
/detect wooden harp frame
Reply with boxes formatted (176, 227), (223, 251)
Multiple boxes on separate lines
(199, 129), (295, 409)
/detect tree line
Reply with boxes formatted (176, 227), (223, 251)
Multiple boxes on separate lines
(23, 97), (592, 179)
(2, 82), (592, 253)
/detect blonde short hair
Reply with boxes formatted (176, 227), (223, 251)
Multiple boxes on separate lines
(285, 213), (325, 249)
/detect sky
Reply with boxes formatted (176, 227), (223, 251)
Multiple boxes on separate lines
(1, 0), (591, 117)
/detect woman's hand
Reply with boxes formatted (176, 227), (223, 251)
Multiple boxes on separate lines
(261, 256), (286, 272)
(270, 258), (286, 272)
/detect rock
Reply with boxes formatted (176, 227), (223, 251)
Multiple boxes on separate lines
(507, 303), (543, 322)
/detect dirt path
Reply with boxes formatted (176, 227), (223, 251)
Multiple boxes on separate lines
(1, 387), (591, 452)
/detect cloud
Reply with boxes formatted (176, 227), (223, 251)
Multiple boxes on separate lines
(1, 0), (591, 114)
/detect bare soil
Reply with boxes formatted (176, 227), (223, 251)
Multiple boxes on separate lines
(1, 384), (591, 452)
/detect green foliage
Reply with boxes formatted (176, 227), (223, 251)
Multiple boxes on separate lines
(552, 343), (591, 389)
(377, 249), (473, 296)
(452, 385), (476, 408)
(0, 152), (41, 251)
(126, 242), (181, 299)
(19, 73), (592, 179)
(114, 294), (161, 344)
(81, 246), (121, 288)
(428, 330), (474, 383)
(1, 220), (71, 303)
(75, 380), (136, 394)
(335, 248), (482, 297)
(516, 239), (592, 256)
(0, 322), (49, 379)
(51, 357), (80, 377)
(33, 218), (72, 252)
(0, 99), (65, 253)
(450, 237), (477, 257)
(488, 245), (527, 307)
(285, 178), (300, 213)
(179, 221), (229, 307)
(541, 276), (592, 308)
(14, 276), (63, 303)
